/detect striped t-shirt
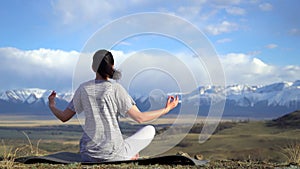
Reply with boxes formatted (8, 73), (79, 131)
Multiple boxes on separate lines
(68, 80), (135, 161)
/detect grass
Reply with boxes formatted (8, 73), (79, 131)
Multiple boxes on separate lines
(280, 140), (300, 164)
(158, 121), (300, 163)
(0, 131), (43, 169)
(0, 119), (300, 168)
(1, 140), (18, 168)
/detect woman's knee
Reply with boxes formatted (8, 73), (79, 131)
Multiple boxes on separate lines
(143, 125), (156, 138)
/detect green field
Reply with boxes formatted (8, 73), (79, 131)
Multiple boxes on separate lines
(0, 118), (300, 168)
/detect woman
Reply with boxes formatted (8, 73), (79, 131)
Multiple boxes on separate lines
(48, 49), (179, 162)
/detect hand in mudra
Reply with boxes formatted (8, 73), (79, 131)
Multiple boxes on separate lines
(165, 96), (179, 112)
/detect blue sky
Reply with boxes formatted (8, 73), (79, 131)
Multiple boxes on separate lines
(0, 0), (299, 92)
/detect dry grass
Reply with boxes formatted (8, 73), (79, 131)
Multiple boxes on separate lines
(0, 131), (42, 169)
(1, 140), (19, 169)
(0, 119), (300, 168)
(280, 140), (300, 164)
(21, 131), (42, 156)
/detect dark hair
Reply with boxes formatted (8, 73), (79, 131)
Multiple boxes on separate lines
(97, 51), (115, 79)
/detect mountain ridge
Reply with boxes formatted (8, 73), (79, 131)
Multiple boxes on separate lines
(0, 80), (299, 119)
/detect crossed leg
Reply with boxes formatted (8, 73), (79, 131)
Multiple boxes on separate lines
(124, 125), (156, 160)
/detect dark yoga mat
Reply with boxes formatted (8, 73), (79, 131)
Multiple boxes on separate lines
(15, 152), (208, 166)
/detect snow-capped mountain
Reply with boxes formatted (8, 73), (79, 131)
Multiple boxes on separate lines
(196, 80), (300, 107)
(133, 80), (300, 118)
(0, 88), (72, 104)
(0, 80), (300, 119)
(0, 89), (72, 116)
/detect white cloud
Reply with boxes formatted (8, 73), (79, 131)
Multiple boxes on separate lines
(226, 7), (246, 15)
(0, 47), (78, 76)
(52, 0), (117, 25)
(265, 44), (278, 49)
(251, 58), (271, 74)
(116, 51), (300, 90)
(282, 65), (300, 79)
(259, 3), (273, 11)
(0, 47), (79, 90)
(248, 0), (260, 4)
(1, 48), (299, 91)
(216, 38), (232, 43)
(177, 6), (201, 16)
(52, 0), (208, 26)
(50, 0), (248, 31)
(247, 50), (261, 56)
(205, 21), (239, 35)
(173, 1), (245, 22)
(220, 53), (300, 85)
(210, 0), (242, 7)
(103, 50), (204, 94)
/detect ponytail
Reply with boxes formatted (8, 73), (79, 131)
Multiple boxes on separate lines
(96, 51), (121, 80)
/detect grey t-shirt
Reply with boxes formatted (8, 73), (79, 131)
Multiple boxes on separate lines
(68, 80), (135, 160)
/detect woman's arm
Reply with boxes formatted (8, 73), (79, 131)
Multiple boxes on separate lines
(127, 96), (179, 123)
(48, 91), (76, 122)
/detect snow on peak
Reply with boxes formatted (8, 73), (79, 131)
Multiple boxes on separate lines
(183, 81), (300, 107)
(25, 93), (38, 104)
(255, 82), (292, 93)
(1, 88), (45, 103)
(224, 84), (256, 95)
(0, 88), (72, 104)
(1, 80), (299, 108)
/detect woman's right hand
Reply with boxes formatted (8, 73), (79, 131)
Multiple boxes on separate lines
(165, 95), (179, 113)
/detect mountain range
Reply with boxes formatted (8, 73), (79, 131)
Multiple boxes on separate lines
(1, 80), (300, 119)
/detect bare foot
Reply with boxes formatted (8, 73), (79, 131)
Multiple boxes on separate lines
(130, 153), (139, 160)
(194, 154), (204, 160)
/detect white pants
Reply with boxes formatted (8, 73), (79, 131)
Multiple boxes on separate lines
(123, 125), (156, 160)
(81, 125), (155, 162)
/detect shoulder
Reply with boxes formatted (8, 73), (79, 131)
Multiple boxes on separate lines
(112, 82), (126, 91)
(80, 80), (96, 87)
(77, 80), (109, 90)
(111, 83), (131, 97)
(73, 80), (95, 94)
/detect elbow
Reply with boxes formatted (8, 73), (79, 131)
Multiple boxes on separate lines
(58, 109), (75, 123)
(135, 115), (146, 124)
(135, 117), (144, 124)
(60, 119), (68, 123)
(60, 117), (70, 123)
(128, 107), (146, 123)
(138, 121), (146, 124)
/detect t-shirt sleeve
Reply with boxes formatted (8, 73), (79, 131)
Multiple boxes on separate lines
(67, 99), (75, 112)
(115, 83), (135, 117)
(68, 86), (84, 114)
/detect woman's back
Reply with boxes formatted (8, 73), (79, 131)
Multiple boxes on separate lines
(71, 79), (135, 161)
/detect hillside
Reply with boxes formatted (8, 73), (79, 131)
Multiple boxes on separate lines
(268, 110), (300, 128)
